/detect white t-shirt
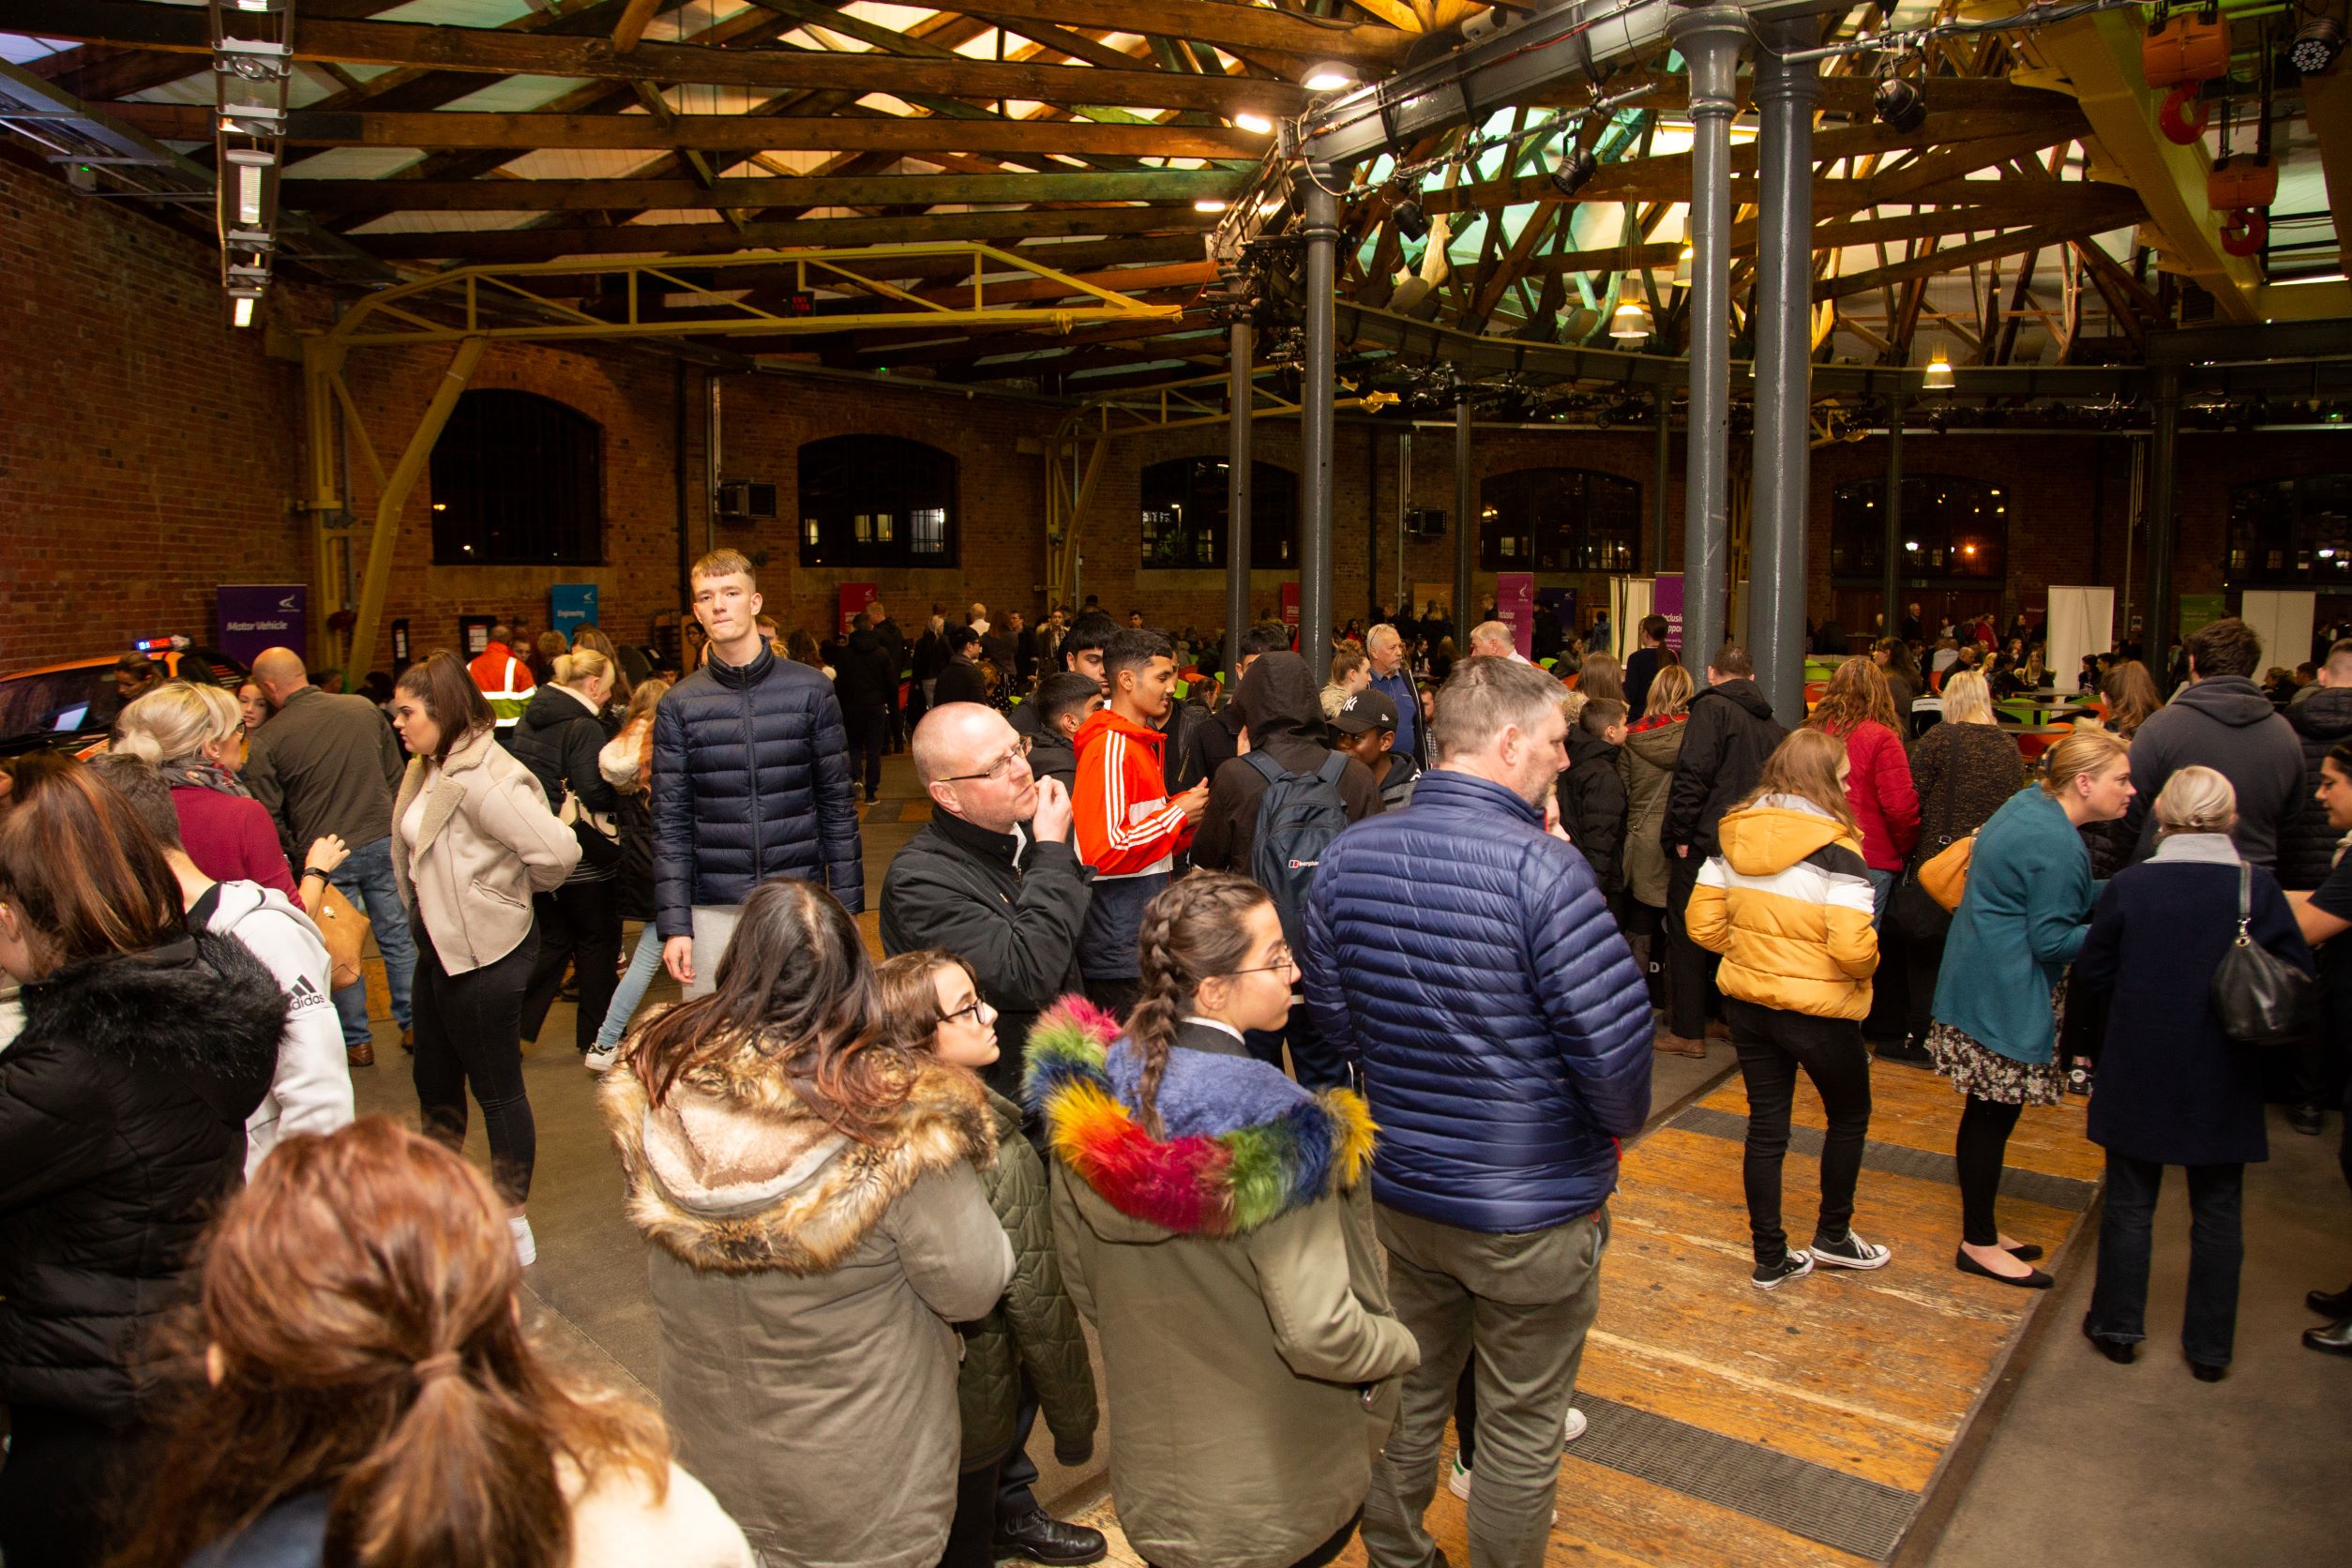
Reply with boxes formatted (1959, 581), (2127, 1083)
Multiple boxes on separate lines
(400, 762), (436, 851)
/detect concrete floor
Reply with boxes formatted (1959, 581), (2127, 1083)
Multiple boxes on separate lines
(348, 753), (2352, 1560)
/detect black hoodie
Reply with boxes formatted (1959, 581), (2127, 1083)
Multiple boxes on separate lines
(1662, 677), (1786, 858)
(2118, 673), (2305, 869)
(1192, 653), (1382, 875)
(2281, 685), (2352, 889)
(834, 626), (898, 710)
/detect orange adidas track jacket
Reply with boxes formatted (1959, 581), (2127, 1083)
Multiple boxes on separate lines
(1072, 707), (1195, 877)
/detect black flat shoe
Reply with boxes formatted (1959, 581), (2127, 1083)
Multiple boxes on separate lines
(2189, 1358), (2227, 1382)
(2082, 1319), (2134, 1364)
(991, 1509), (1108, 1566)
(1955, 1245), (2055, 1289)
(2304, 1315), (2352, 1356)
(2308, 1284), (2352, 1318)
(2006, 1244), (2044, 1263)
(2289, 1103), (2326, 1138)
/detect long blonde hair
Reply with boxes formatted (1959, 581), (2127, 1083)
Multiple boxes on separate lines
(115, 682), (241, 765)
(1641, 663), (1694, 721)
(1940, 670), (1996, 726)
(1734, 728), (1861, 842)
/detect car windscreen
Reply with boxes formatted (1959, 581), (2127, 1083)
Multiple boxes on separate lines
(0, 667), (113, 746)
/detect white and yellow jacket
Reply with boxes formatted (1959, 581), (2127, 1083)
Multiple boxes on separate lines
(1687, 795), (1879, 1021)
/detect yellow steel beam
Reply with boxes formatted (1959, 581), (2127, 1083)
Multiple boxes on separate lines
(318, 243), (1184, 349)
(347, 336), (488, 684)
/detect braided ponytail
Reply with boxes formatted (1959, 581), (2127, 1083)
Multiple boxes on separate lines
(1126, 872), (1271, 1138)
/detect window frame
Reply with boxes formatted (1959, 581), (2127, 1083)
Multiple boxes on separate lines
(428, 390), (605, 567)
(797, 434), (960, 568)
(1476, 467), (1642, 574)
(1138, 457), (1299, 571)
(1828, 474), (2009, 583)
(2226, 475), (2352, 585)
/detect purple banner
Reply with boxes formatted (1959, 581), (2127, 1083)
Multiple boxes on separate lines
(1496, 572), (1534, 659)
(1652, 573), (1683, 652)
(218, 584), (307, 667)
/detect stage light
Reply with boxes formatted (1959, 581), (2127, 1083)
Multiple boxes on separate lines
(1874, 77), (1927, 133)
(1193, 199), (1228, 213)
(1922, 348), (1954, 390)
(1609, 298), (1654, 340)
(1303, 62), (1355, 92)
(1233, 113), (1274, 135)
(1550, 143), (1597, 199)
(1393, 195), (1429, 242)
(2294, 16), (2345, 75)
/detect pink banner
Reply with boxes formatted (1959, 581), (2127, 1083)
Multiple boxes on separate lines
(838, 582), (878, 638)
(1496, 572), (1534, 658)
(1651, 573), (1684, 652)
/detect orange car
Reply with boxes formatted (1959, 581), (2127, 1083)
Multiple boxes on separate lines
(0, 640), (248, 760)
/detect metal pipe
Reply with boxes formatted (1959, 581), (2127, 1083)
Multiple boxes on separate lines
(1882, 390), (1905, 646)
(705, 371), (722, 556)
(1225, 312), (1254, 673)
(1749, 16), (1817, 720)
(676, 360), (693, 626)
(2148, 364), (2181, 663)
(1674, 8), (1745, 686)
(1651, 397), (1672, 573)
(1299, 164), (1339, 681)
(1455, 394), (1475, 652)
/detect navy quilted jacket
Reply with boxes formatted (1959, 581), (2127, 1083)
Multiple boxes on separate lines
(1304, 770), (1653, 1233)
(651, 644), (863, 937)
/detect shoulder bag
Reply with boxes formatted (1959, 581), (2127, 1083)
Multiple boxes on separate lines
(309, 881), (368, 990)
(2210, 861), (2320, 1046)
(1892, 758), (1966, 937)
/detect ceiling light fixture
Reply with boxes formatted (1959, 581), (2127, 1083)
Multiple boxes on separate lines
(1193, 198), (1228, 213)
(1609, 297), (1654, 340)
(2293, 16), (2345, 76)
(1550, 143), (1597, 199)
(1303, 62), (1355, 92)
(1393, 194), (1430, 242)
(1233, 113), (1274, 135)
(1922, 347), (1954, 390)
(1673, 242), (1694, 287)
(1874, 76), (1927, 133)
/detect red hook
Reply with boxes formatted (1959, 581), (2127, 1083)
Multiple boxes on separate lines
(2220, 206), (2268, 257)
(2158, 83), (2210, 144)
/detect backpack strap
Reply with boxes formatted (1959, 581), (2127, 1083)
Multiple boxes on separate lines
(1244, 749), (1289, 786)
(1314, 751), (1349, 788)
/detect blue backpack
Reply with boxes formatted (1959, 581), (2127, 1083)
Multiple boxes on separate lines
(1244, 750), (1352, 953)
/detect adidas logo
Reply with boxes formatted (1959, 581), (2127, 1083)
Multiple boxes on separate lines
(289, 976), (320, 1001)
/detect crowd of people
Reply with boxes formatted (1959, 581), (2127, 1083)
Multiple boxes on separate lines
(2, 557), (2350, 1568)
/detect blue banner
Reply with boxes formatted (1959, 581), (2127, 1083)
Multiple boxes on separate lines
(550, 584), (599, 637)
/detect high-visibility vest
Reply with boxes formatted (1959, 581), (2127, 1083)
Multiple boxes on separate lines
(468, 644), (535, 728)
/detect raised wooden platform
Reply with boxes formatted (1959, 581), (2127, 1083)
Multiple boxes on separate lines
(1068, 1057), (2101, 1568)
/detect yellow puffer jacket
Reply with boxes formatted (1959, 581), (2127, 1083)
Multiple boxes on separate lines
(1686, 797), (1879, 1020)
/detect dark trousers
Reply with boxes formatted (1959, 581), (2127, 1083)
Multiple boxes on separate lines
(844, 702), (889, 798)
(940, 1458), (1003, 1568)
(1902, 928), (1946, 1046)
(1623, 898), (1665, 1009)
(0, 1405), (146, 1568)
(996, 1384), (1040, 1520)
(519, 880), (622, 1056)
(1954, 1094), (2024, 1247)
(1664, 853), (1721, 1039)
(1453, 1359), (1480, 1467)
(1726, 999), (1873, 1266)
(2087, 1153), (2244, 1366)
(413, 922), (539, 1206)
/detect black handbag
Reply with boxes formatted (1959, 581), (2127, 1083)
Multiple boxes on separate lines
(2209, 862), (2320, 1047)
(1892, 756), (1962, 942)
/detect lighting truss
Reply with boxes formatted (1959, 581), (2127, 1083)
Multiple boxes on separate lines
(210, 0), (294, 328)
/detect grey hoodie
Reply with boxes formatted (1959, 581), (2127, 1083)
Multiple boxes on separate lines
(2120, 674), (2305, 869)
(198, 878), (354, 1176)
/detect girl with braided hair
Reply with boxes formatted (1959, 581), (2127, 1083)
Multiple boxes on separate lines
(1025, 872), (1420, 1568)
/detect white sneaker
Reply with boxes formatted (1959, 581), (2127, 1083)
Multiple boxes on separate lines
(583, 1043), (620, 1074)
(1563, 1407), (1588, 1443)
(510, 1214), (536, 1268)
(1446, 1455), (1559, 1524)
(1808, 1230), (1892, 1271)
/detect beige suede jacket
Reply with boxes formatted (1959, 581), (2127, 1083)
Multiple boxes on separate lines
(391, 725), (580, 973)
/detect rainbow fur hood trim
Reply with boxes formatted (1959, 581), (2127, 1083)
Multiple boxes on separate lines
(1022, 997), (1377, 1238)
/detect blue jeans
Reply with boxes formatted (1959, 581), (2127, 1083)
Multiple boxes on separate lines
(1864, 867), (1894, 929)
(596, 923), (667, 1049)
(329, 835), (414, 1047)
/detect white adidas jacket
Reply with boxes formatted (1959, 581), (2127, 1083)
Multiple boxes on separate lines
(202, 879), (355, 1175)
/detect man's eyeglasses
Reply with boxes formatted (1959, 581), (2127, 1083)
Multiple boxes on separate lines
(941, 735), (1033, 783)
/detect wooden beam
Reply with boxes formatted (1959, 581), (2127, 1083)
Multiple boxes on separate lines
(1823, 219), (2103, 302)
(910, 0), (1409, 65)
(611, 0), (663, 54)
(104, 101), (1266, 157)
(280, 169), (1248, 213)
(6, 0), (1304, 117)
(357, 204), (1218, 261)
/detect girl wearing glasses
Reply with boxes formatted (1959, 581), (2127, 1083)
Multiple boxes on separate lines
(875, 951), (1102, 1568)
(1025, 872), (1419, 1568)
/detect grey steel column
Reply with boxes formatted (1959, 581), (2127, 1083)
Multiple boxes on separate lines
(1455, 394), (1475, 645)
(1749, 17), (1817, 720)
(1298, 165), (1339, 682)
(1225, 311), (1254, 673)
(1882, 390), (1905, 644)
(1674, 8), (1745, 686)
(1652, 396), (1672, 574)
(2148, 363), (2180, 661)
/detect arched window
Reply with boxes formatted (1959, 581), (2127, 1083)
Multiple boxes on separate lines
(2228, 475), (2352, 583)
(1479, 468), (1641, 572)
(1830, 475), (2007, 580)
(430, 391), (602, 565)
(1138, 459), (1298, 570)
(799, 435), (958, 567)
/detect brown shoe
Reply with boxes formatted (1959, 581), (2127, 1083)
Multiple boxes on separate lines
(1706, 1019), (1733, 1043)
(400, 1027), (415, 1055)
(347, 1041), (375, 1068)
(1654, 1032), (1708, 1059)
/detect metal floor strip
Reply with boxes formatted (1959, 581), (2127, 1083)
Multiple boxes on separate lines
(1569, 1393), (1921, 1561)
(1670, 1105), (2097, 1214)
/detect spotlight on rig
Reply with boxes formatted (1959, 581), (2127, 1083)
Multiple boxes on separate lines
(1874, 76), (1927, 133)
(1550, 143), (1597, 199)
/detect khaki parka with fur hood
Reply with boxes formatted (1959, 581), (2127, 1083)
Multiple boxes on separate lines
(1686, 796), (1880, 1020)
(602, 1034), (1013, 1568)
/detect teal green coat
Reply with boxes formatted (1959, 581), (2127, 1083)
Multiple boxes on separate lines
(1931, 787), (2098, 1065)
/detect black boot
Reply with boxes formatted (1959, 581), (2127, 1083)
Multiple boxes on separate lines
(2304, 1315), (2352, 1356)
(2307, 1283), (2352, 1318)
(992, 1508), (1108, 1566)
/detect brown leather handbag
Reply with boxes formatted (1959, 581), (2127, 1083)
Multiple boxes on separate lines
(309, 882), (368, 991)
(1917, 835), (1975, 913)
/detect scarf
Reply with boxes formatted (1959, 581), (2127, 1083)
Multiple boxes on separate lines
(161, 758), (251, 799)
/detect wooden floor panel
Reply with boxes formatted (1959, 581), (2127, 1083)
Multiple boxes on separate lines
(1697, 1060), (2104, 1184)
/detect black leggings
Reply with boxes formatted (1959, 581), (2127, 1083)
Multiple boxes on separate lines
(519, 879), (622, 1056)
(1955, 1094), (2024, 1246)
(0, 1404), (147, 1567)
(412, 921), (539, 1205)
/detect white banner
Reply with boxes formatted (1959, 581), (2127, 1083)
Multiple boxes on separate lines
(2046, 587), (2115, 692)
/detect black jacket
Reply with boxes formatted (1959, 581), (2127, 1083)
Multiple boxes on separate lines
(2118, 674), (2305, 869)
(650, 643), (863, 938)
(1178, 702), (1244, 794)
(508, 684), (620, 886)
(912, 629), (948, 682)
(1559, 727), (1627, 896)
(0, 935), (281, 1428)
(835, 626), (898, 712)
(2281, 686), (2352, 890)
(1030, 731), (1078, 796)
(1662, 678), (1786, 857)
(879, 808), (1091, 1099)
(934, 656), (991, 708)
(1193, 654), (1380, 876)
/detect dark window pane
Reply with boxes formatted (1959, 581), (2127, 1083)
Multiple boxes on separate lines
(1830, 475), (2007, 584)
(799, 436), (957, 567)
(1479, 469), (1640, 573)
(430, 391), (603, 565)
(2228, 475), (2352, 584)
(1138, 459), (1298, 570)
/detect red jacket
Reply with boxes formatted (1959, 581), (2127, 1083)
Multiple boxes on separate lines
(1074, 707), (1194, 877)
(1828, 718), (1920, 871)
(467, 642), (536, 728)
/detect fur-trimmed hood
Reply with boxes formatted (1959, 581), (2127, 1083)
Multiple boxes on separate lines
(19, 930), (284, 1098)
(600, 1032), (995, 1275)
(1021, 998), (1375, 1239)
